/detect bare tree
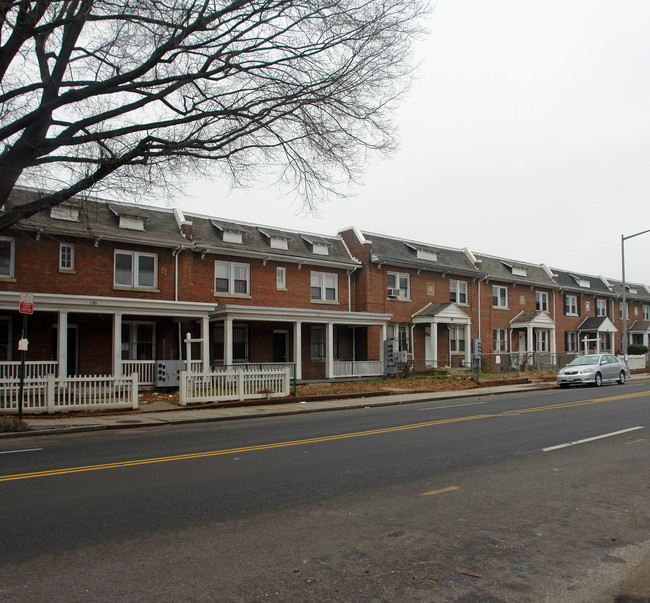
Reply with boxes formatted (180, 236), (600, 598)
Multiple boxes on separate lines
(0, 0), (428, 228)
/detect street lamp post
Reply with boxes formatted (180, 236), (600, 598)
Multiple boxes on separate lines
(621, 228), (650, 362)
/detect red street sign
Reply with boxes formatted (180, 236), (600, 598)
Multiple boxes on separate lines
(19, 293), (34, 315)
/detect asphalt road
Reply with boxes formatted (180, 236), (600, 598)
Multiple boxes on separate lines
(1, 381), (649, 602)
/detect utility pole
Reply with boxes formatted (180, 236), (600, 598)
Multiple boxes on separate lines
(621, 229), (650, 362)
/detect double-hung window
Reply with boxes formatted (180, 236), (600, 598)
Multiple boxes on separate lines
(449, 327), (466, 353)
(276, 267), (287, 290)
(215, 261), (250, 295)
(387, 272), (409, 299)
(0, 237), (14, 278)
(311, 272), (338, 302)
(535, 330), (549, 352)
(121, 322), (155, 360)
(536, 291), (549, 312)
(565, 332), (578, 353)
(565, 295), (578, 316)
(596, 299), (607, 317)
(114, 251), (157, 289)
(644, 305), (650, 320)
(60, 244), (74, 271)
(493, 328), (508, 352)
(492, 285), (508, 308)
(387, 323), (410, 352)
(450, 280), (468, 304)
(213, 323), (249, 362)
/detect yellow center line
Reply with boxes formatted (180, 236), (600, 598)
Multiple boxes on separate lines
(1, 389), (648, 483)
(422, 486), (460, 496)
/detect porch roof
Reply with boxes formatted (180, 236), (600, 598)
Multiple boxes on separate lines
(412, 302), (470, 324)
(578, 316), (618, 333)
(510, 310), (555, 328)
(629, 320), (650, 332)
(210, 304), (392, 326)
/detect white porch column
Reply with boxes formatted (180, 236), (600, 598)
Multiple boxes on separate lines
(201, 315), (210, 372)
(57, 311), (68, 378)
(224, 318), (233, 366)
(549, 327), (556, 358)
(326, 322), (334, 379)
(527, 326), (534, 364)
(380, 324), (387, 363)
(431, 321), (438, 368)
(464, 323), (471, 367)
(113, 313), (123, 377)
(293, 321), (302, 380)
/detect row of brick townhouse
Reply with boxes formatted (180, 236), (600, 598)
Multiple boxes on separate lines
(1, 188), (649, 383)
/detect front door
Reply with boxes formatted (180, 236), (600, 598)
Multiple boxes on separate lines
(273, 331), (288, 363)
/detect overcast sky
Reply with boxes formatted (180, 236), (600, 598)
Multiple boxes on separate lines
(178, 0), (650, 285)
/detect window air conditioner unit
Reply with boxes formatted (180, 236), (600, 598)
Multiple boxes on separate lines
(387, 288), (400, 298)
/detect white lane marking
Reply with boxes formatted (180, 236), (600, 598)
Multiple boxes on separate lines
(542, 427), (644, 452)
(0, 448), (42, 455)
(418, 401), (486, 411)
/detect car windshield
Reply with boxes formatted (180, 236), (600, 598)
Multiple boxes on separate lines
(568, 356), (599, 366)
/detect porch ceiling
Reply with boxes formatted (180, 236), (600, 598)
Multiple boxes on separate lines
(0, 292), (216, 317)
(210, 304), (392, 326)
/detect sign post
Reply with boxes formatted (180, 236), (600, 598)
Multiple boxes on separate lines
(17, 293), (34, 420)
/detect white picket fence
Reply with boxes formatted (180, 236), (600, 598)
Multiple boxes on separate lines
(179, 365), (291, 406)
(0, 374), (139, 415)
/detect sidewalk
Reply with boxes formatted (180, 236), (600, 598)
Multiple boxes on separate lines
(1, 379), (566, 437)
(4, 374), (648, 437)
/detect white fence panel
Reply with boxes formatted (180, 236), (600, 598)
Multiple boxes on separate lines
(179, 366), (291, 406)
(0, 374), (138, 414)
(333, 361), (383, 378)
(624, 354), (647, 370)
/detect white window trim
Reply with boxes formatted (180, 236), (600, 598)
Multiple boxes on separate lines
(276, 266), (287, 290)
(492, 285), (508, 309)
(311, 271), (338, 302)
(596, 299), (607, 317)
(450, 279), (468, 305)
(387, 271), (410, 299)
(565, 294), (578, 316)
(59, 243), (75, 271)
(114, 250), (158, 289)
(493, 328), (508, 352)
(214, 260), (250, 296)
(536, 291), (549, 312)
(449, 326), (466, 353)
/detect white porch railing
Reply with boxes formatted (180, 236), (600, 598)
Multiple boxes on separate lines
(0, 361), (58, 380)
(333, 360), (383, 378)
(122, 360), (205, 385)
(0, 374), (138, 414)
(179, 366), (291, 406)
(122, 360), (155, 385)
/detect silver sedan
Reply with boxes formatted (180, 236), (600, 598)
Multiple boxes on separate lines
(556, 354), (629, 388)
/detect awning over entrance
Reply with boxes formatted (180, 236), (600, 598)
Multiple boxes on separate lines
(412, 302), (471, 368)
(509, 310), (556, 357)
(577, 316), (617, 354)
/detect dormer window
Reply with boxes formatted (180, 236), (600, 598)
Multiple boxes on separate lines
(118, 215), (145, 231)
(223, 230), (243, 244)
(313, 243), (329, 255)
(629, 287), (638, 295)
(50, 205), (79, 222)
(571, 274), (591, 288)
(270, 236), (288, 250)
(502, 261), (527, 277)
(416, 249), (437, 262)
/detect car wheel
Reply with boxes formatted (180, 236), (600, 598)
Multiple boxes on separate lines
(594, 373), (602, 387)
(617, 371), (626, 385)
